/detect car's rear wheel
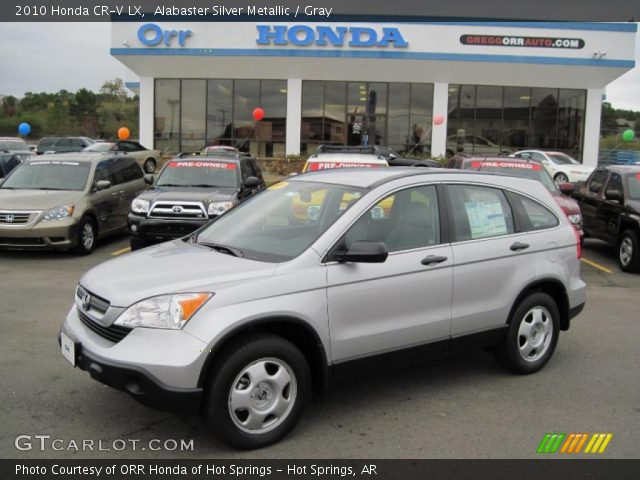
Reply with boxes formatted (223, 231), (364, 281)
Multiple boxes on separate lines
(554, 172), (569, 186)
(73, 217), (96, 255)
(496, 292), (559, 374)
(143, 158), (156, 173)
(618, 229), (640, 273)
(202, 334), (310, 449)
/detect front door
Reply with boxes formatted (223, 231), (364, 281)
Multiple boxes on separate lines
(327, 184), (453, 363)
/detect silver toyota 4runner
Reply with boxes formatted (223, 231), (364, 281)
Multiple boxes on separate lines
(59, 168), (586, 449)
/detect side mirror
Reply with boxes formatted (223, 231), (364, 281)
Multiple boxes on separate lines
(558, 182), (575, 195)
(605, 189), (623, 203)
(333, 241), (388, 263)
(95, 180), (111, 191)
(143, 174), (155, 185)
(245, 176), (260, 189)
(388, 153), (397, 160)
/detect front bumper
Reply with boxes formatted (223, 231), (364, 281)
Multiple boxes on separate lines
(0, 217), (77, 249)
(60, 307), (208, 412)
(128, 214), (210, 243)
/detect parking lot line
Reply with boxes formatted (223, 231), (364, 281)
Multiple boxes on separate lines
(111, 247), (131, 256)
(581, 257), (614, 274)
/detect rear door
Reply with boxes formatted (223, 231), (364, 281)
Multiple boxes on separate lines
(445, 183), (537, 336)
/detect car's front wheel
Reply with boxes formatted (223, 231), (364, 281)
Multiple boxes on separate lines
(618, 229), (640, 273)
(202, 334), (310, 449)
(496, 292), (560, 374)
(73, 217), (96, 255)
(143, 158), (156, 173)
(554, 172), (569, 186)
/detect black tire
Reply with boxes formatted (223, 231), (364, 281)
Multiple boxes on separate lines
(143, 158), (156, 173)
(73, 217), (96, 255)
(129, 236), (149, 251)
(618, 229), (640, 273)
(496, 292), (560, 374)
(202, 334), (311, 449)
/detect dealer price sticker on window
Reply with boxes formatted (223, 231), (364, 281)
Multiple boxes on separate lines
(465, 201), (508, 239)
(60, 332), (75, 366)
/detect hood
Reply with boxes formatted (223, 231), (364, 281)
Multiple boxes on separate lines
(0, 188), (82, 210)
(80, 239), (277, 308)
(136, 186), (239, 205)
(552, 191), (580, 214)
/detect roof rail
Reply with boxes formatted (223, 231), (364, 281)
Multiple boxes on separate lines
(315, 145), (379, 155)
(176, 151), (245, 159)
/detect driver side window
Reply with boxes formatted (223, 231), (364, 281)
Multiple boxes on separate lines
(342, 185), (440, 253)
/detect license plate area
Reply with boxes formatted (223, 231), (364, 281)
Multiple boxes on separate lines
(61, 331), (76, 366)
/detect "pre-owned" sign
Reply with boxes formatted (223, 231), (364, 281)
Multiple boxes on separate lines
(256, 25), (408, 48)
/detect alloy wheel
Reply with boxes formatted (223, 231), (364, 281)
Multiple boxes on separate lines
(517, 306), (553, 362)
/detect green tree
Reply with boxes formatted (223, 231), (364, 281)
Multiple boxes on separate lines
(100, 78), (127, 100)
(2, 96), (18, 118)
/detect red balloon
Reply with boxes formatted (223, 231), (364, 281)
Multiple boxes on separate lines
(252, 107), (265, 121)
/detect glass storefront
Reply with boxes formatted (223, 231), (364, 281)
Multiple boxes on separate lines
(301, 81), (434, 155)
(155, 79), (287, 156)
(448, 85), (586, 160)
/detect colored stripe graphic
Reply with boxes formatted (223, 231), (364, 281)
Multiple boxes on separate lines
(539, 433), (613, 454)
(537, 433), (566, 453)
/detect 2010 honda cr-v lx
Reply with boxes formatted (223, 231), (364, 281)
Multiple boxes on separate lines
(59, 168), (586, 449)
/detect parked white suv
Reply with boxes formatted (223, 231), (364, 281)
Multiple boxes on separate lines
(60, 168), (586, 449)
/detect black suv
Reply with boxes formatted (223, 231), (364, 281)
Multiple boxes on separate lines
(128, 152), (265, 250)
(572, 165), (640, 272)
(37, 137), (94, 155)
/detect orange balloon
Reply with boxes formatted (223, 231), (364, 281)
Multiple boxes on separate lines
(117, 127), (130, 141)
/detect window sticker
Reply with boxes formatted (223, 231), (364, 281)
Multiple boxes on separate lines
(307, 162), (383, 171)
(168, 161), (236, 169)
(464, 201), (508, 239)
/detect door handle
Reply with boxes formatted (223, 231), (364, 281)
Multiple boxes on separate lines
(510, 242), (530, 251)
(421, 255), (448, 266)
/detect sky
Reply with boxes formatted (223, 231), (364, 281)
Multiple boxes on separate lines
(1, 22), (639, 111)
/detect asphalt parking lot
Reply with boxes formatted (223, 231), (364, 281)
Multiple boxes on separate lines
(1, 235), (639, 459)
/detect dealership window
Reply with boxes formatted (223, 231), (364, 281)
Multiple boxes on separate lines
(154, 79), (180, 153)
(447, 85), (585, 161)
(301, 81), (433, 155)
(155, 79), (287, 155)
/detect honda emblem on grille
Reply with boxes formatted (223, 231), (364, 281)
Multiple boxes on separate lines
(81, 293), (91, 311)
(172, 206), (183, 213)
(5, 214), (14, 223)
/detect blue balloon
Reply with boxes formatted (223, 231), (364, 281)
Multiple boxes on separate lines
(18, 122), (31, 136)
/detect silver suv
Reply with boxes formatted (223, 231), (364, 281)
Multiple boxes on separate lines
(59, 168), (586, 449)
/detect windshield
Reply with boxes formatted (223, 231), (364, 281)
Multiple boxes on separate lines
(628, 174), (640, 200)
(0, 140), (28, 151)
(548, 153), (579, 165)
(2, 160), (91, 191)
(469, 160), (558, 192)
(84, 142), (114, 152)
(194, 181), (366, 262)
(156, 160), (240, 188)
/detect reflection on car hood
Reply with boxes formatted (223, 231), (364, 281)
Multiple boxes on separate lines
(80, 239), (277, 308)
(0, 189), (81, 210)
(552, 191), (580, 214)
(135, 186), (239, 204)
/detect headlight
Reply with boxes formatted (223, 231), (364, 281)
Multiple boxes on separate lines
(131, 198), (150, 214)
(43, 205), (74, 221)
(567, 213), (582, 225)
(208, 201), (234, 216)
(114, 293), (212, 330)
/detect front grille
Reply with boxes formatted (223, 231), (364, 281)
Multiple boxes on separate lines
(145, 223), (202, 238)
(148, 202), (207, 220)
(76, 285), (110, 314)
(0, 211), (34, 225)
(0, 237), (45, 246)
(78, 309), (131, 343)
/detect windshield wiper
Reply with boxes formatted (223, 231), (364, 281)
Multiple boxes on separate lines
(186, 184), (221, 188)
(194, 241), (244, 257)
(156, 183), (184, 187)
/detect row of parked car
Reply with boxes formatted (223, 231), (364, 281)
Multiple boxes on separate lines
(1, 143), (638, 272)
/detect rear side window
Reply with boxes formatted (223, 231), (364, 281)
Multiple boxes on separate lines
(506, 192), (559, 232)
(605, 173), (623, 196)
(588, 170), (608, 194)
(112, 158), (143, 184)
(446, 185), (514, 241)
